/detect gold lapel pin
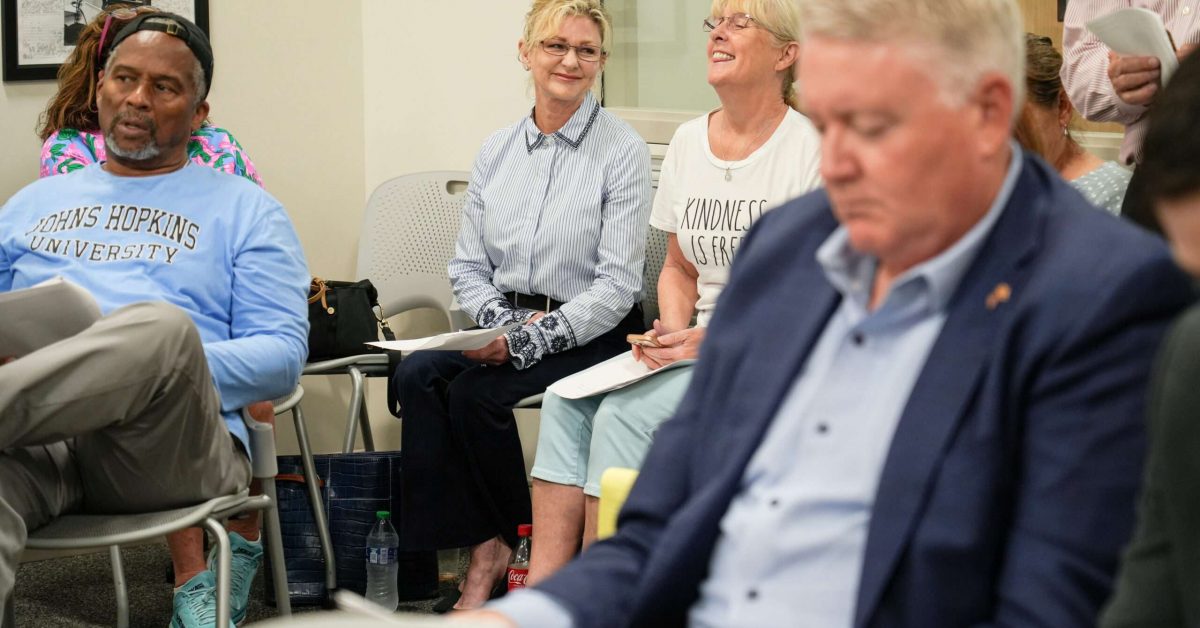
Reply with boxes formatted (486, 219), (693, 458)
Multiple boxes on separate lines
(986, 283), (1012, 310)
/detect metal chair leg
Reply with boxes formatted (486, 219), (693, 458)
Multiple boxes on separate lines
(358, 390), (375, 452)
(109, 545), (129, 628)
(342, 366), (365, 453)
(203, 518), (232, 627)
(258, 479), (292, 616)
(3, 589), (16, 627)
(292, 404), (337, 593)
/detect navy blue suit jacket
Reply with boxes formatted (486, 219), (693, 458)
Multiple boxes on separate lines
(537, 155), (1195, 628)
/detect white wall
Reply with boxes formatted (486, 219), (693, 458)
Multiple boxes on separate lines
(0, 74), (55, 202)
(361, 1), (531, 193)
(349, 0), (540, 455)
(203, 1), (370, 455)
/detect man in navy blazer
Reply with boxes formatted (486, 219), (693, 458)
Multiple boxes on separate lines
(485, 0), (1195, 626)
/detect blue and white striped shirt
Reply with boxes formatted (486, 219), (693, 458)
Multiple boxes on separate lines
(449, 91), (653, 369)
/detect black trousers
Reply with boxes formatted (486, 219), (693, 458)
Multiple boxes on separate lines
(391, 307), (642, 551)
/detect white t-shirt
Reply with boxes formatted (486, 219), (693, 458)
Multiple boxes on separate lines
(649, 108), (822, 326)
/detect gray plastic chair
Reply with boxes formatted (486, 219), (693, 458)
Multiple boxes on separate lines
(302, 171), (470, 454)
(21, 388), (308, 628)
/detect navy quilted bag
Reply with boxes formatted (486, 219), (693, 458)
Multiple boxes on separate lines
(265, 451), (438, 605)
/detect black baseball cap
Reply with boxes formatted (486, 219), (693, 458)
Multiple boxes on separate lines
(108, 12), (213, 99)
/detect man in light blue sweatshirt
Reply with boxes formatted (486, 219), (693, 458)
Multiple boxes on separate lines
(0, 13), (308, 628)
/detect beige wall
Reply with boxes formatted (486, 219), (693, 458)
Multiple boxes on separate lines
(0, 79), (55, 202)
(353, 0), (538, 455)
(205, 1), (370, 455)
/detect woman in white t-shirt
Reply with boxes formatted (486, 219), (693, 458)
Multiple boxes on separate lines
(527, 0), (822, 583)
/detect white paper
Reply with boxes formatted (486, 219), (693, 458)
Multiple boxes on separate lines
(0, 277), (102, 357)
(1087, 7), (1180, 85)
(366, 324), (520, 355)
(548, 351), (696, 400)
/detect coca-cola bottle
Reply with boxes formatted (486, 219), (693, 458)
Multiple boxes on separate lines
(506, 524), (532, 591)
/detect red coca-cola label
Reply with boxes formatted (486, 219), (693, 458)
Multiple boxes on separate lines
(507, 567), (529, 591)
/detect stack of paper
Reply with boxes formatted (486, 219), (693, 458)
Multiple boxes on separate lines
(548, 351), (696, 400)
(1087, 8), (1180, 85)
(367, 323), (519, 356)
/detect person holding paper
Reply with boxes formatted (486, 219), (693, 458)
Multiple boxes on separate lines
(0, 14), (308, 627)
(1062, 1), (1199, 229)
(525, 0), (822, 586)
(1100, 51), (1200, 628)
(1061, 0), (1198, 166)
(387, 0), (650, 611)
(1015, 33), (1131, 214)
(34, 4), (276, 618)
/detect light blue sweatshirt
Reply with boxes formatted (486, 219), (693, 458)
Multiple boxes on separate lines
(0, 162), (309, 449)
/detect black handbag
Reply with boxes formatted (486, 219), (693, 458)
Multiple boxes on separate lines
(307, 277), (396, 361)
(264, 451), (439, 606)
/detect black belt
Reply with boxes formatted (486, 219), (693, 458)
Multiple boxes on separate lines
(507, 291), (565, 312)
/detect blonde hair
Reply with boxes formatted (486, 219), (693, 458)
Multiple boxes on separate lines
(710, 0), (803, 110)
(522, 0), (612, 55)
(800, 0), (1025, 120)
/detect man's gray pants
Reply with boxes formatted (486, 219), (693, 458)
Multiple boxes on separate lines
(0, 301), (251, 623)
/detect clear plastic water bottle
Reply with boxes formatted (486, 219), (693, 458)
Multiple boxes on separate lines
(506, 524), (532, 591)
(365, 510), (399, 611)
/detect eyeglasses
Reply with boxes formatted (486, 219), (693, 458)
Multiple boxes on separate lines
(540, 39), (606, 63)
(702, 13), (759, 33)
(96, 6), (155, 61)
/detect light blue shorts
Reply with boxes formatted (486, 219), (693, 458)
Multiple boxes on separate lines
(530, 365), (693, 497)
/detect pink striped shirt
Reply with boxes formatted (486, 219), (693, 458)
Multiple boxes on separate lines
(1061, 0), (1200, 163)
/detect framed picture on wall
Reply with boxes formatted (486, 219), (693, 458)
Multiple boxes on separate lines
(2, 0), (209, 82)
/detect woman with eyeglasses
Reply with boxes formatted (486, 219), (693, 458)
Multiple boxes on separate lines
(525, 0), (821, 585)
(38, 1), (261, 186)
(389, 0), (651, 612)
(1014, 33), (1129, 215)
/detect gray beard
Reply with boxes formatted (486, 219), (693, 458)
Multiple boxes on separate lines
(106, 135), (162, 161)
(105, 114), (162, 162)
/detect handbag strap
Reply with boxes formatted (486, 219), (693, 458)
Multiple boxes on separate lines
(308, 277), (333, 313)
(386, 349), (404, 418)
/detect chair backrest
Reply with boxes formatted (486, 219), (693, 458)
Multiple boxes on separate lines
(640, 227), (669, 328)
(356, 171), (470, 323)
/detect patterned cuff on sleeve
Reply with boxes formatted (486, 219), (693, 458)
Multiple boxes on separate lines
(476, 296), (539, 328)
(506, 311), (578, 370)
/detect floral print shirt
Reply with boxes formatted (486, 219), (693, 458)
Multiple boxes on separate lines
(39, 124), (263, 187)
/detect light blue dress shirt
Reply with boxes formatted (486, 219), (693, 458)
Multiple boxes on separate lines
(449, 91), (652, 369)
(688, 152), (1021, 627)
(492, 149), (1021, 627)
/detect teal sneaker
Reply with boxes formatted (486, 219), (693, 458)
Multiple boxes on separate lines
(170, 570), (234, 628)
(206, 531), (263, 626)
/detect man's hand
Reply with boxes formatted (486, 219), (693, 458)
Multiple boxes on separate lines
(639, 321), (705, 370)
(463, 336), (511, 366)
(1108, 52), (1161, 106)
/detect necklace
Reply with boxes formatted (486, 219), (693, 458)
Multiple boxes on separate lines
(716, 107), (785, 182)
